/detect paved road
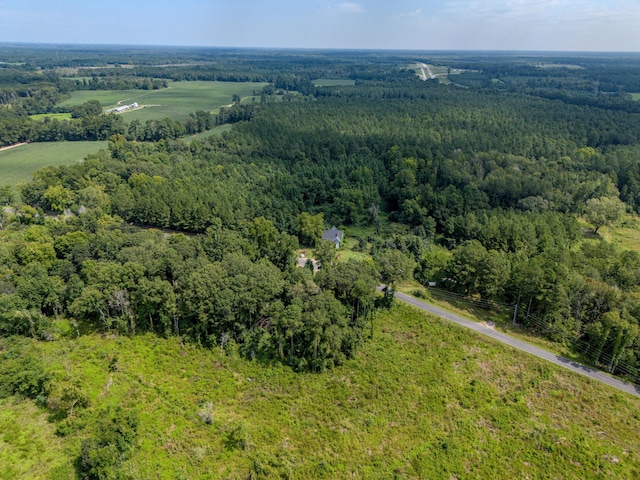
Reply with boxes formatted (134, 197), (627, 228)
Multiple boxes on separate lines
(393, 290), (640, 398)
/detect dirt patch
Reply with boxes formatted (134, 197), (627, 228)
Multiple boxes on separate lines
(0, 142), (28, 152)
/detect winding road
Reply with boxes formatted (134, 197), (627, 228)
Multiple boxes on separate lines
(392, 290), (640, 398)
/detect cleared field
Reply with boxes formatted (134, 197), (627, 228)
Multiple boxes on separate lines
(3, 304), (640, 478)
(58, 81), (267, 122)
(313, 78), (356, 87)
(0, 141), (106, 185)
(186, 124), (234, 142)
(58, 88), (151, 108)
(29, 112), (72, 121)
(631, 93), (640, 101)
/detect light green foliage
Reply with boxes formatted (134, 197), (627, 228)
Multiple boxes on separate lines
(0, 399), (72, 479)
(294, 212), (324, 247)
(0, 184), (13, 205)
(43, 184), (75, 213)
(375, 248), (416, 286)
(314, 239), (337, 270)
(416, 245), (451, 284)
(444, 240), (510, 297)
(585, 196), (627, 233)
(3, 306), (640, 478)
(29, 112), (73, 121)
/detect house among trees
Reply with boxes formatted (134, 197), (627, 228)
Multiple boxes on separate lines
(322, 227), (344, 248)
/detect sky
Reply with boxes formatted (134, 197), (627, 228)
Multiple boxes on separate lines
(1, 0), (639, 52)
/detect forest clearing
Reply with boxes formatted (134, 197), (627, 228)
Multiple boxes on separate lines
(0, 141), (107, 184)
(58, 81), (266, 122)
(2, 304), (639, 479)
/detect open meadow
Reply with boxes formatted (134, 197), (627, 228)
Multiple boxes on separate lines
(2, 304), (639, 479)
(0, 141), (107, 186)
(58, 81), (267, 122)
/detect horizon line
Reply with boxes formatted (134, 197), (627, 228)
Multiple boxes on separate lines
(1, 41), (639, 56)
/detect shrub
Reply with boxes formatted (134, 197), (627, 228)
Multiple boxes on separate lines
(0, 338), (51, 399)
(197, 401), (214, 425)
(77, 406), (138, 480)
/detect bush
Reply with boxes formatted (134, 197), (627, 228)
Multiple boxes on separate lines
(77, 406), (138, 480)
(0, 338), (51, 399)
(412, 289), (427, 299)
(223, 422), (251, 451)
(197, 401), (214, 425)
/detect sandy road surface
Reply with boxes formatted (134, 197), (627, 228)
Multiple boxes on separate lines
(0, 142), (28, 152)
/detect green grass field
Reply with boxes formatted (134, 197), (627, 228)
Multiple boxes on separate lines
(58, 81), (267, 122)
(29, 112), (72, 121)
(185, 124), (234, 142)
(3, 304), (639, 479)
(0, 142), (106, 185)
(313, 79), (356, 87)
(631, 93), (640, 101)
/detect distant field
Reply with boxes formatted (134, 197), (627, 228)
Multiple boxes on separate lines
(58, 81), (267, 122)
(186, 124), (234, 142)
(409, 63), (473, 82)
(536, 63), (585, 70)
(631, 93), (640, 101)
(29, 112), (72, 121)
(313, 78), (356, 87)
(0, 141), (106, 185)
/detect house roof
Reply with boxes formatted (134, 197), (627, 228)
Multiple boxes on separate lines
(322, 227), (343, 243)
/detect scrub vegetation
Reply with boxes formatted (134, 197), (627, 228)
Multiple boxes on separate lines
(2, 305), (640, 479)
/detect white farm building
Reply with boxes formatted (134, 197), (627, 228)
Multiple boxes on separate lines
(111, 102), (138, 113)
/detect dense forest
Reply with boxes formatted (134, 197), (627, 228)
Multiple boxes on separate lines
(2, 46), (640, 381)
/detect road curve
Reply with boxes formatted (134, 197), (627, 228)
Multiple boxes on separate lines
(392, 290), (640, 398)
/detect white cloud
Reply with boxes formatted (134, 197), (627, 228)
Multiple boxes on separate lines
(396, 8), (424, 19)
(337, 2), (364, 14)
(442, 0), (640, 23)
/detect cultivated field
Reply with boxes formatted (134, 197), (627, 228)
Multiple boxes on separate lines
(58, 81), (267, 122)
(631, 93), (640, 101)
(0, 141), (106, 185)
(3, 304), (639, 479)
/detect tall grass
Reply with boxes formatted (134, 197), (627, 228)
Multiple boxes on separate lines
(2, 304), (639, 478)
